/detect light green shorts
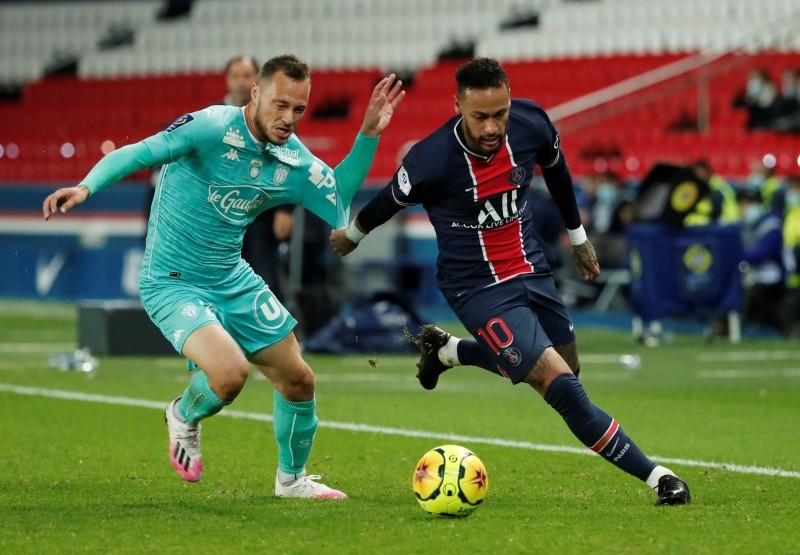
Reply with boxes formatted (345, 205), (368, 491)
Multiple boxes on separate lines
(139, 267), (297, 357)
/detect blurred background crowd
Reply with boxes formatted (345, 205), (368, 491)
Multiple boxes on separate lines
(1, 0), (799, 342)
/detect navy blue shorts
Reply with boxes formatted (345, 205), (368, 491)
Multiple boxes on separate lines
(447, 274), (575, 384)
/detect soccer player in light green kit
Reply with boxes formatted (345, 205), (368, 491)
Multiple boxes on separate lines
(43, 54), (405, 498)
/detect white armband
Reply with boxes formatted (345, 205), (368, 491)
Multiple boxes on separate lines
(344, 219), (367, 243)
(567, 225), (587, 246)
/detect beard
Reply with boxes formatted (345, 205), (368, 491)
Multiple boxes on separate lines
(252, 100), (269, 142)
(463, 126), (503, 156)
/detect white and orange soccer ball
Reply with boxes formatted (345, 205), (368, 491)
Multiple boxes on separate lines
(412, 444), (488, 518)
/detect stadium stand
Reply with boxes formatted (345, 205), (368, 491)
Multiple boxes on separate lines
(1, 0), (800, 183)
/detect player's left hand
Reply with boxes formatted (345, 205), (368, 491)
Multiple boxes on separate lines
(330, 228), (359, 256)
(360, 74), (405, 137)
(570, 240), (601, 281)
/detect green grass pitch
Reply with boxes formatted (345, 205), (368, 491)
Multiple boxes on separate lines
(0, 300), (798, 554)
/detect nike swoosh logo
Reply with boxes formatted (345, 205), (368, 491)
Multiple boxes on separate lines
(605, 438), (619, 457)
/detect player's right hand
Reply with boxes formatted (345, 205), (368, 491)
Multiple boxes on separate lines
(43, 185), (89, 220)
(329, 228), (359, 256)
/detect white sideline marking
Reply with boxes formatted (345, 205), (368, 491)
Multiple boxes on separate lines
(696, 369), (800, 379)
(2, 383), (799, 480)
(0, 343), (75, 353)
(697, 351), (800, 362)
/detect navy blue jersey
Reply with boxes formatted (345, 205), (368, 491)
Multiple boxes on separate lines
(382, 99), (566, 302)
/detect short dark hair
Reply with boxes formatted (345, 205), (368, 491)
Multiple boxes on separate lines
(455, 57), (509, 97)
(258, 54), (310, 83)
(225, 55), (259, 75)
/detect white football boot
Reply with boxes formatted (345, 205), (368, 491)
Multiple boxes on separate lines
(164, 398), (203, 482)
(274, 473), (348, 499)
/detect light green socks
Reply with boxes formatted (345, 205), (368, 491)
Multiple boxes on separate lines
(273, 390), (318, 476)
(176, 371), (229, 425)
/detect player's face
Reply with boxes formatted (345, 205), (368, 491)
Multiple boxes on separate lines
(226, 60), (258, 108)
(454, 85), (511, 156)
(250, 71), (310, 145)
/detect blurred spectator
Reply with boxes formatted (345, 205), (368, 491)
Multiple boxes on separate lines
(684, 159), (741, 226)
(780, 175), (800, 339)
(227, 56), (296, 302)
(745, 156), (785, 214)
(737, 187), (786, 335)
(771, 68), (800, 134)
(223, 55), (259, 107)
(528, 177), (566, 269)
(582, 171), (634, 269)
(733, 68), (780, 130)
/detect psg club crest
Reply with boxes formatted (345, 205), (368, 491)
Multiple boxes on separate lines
(508, 166), (526, 185)
(502, 347), (522, 366)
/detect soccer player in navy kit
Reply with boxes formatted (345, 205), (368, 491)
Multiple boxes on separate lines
(331, 58), (691, 505)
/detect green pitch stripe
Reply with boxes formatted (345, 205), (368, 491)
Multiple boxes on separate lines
(2, 383), (799, 480)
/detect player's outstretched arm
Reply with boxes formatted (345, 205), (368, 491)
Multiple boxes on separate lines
(43, 141), (158, 220)
(360, 74), (405, 137)
(43, 185), (90, 220)
(570, 239), (601, 281)
(330, 218), (365, 256)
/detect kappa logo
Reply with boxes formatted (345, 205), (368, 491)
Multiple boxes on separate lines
(223, 127), (245, 148)
(173, 329), (184, 345)
(222, 148), (240, 161)
(274, 164), (290, 185)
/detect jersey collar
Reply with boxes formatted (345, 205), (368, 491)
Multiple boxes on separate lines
(453, 117), (495, 162)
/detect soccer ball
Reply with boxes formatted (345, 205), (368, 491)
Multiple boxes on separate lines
(412, 444), (488, 518)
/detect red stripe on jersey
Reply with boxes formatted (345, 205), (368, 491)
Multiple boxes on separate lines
(590, 419), (620, 453)
(469, 140), (517, 201)
(479, 220), (534, 280)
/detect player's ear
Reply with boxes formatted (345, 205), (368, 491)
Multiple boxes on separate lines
(453, 94), (461, 115)
(250, 82), (259, 102)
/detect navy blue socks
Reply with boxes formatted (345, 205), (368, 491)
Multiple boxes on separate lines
(544, 373), (656, 482)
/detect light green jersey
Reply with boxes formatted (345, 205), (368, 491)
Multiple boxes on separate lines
(129, 105), (376, 286)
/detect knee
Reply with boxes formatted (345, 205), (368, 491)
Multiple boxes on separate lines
(209, 358), (251, 402)
(277, 360), (316, 401)
(553, 342), (580, 375)
(524, 347), (572, 394)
